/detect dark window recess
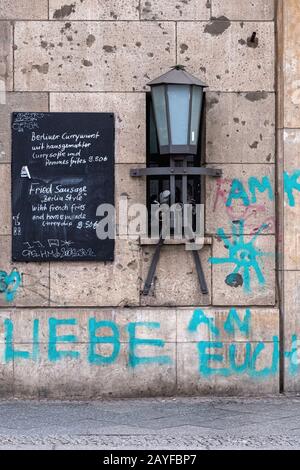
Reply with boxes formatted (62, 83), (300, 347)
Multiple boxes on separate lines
(146, 92), (204, 235)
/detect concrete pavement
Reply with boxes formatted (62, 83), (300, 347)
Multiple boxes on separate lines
(0, 396), (300, 449)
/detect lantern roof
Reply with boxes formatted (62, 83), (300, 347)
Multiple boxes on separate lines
(148, 65), (207, 87)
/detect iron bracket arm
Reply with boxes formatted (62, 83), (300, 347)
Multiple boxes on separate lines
(130, 167), (222, 177)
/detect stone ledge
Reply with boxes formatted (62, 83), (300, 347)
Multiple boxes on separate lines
(139, 237), (212, 246)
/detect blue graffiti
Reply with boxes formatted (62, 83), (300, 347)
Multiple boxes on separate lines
(196, 340), (279, 378)
(48, 318), (80, 361)
(226, 176), (274, 207)
(198, 341), (231, 377)
(284, 170), (300, 207)
(284, 334), (299, 376)
(248, 176), (274, 204)
(224, 307), (251, 337)
(88, 319), (120, 365)
(127, 322), (172, 368)
(226, 179), (250, 207)
(188, 308), (220, 336)
(188, 308), (279, 378)
(223, 170), (300, 208)
(3, 318), (172, 369)
(1, 310), (300, 381)
(188, 308), (251, 339)
(209, 220), (271, 293)
(4, 318), (39, 362)
(0, 269), (21, 302)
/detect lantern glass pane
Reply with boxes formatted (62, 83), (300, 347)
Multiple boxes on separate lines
(190, 86), (203, 146)
(167, 84), (190, 145)
(151, 85), (169, 146)
(149, 101), (158, 154)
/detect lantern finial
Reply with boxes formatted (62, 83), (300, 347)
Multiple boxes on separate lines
(172, 64), (186, 71)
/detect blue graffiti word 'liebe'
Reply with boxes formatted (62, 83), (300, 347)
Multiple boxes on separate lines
(4, 318), (172, 368)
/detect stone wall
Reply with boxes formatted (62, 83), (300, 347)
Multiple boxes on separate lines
(0, 0), (280, 397)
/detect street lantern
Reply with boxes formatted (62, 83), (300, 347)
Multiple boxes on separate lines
(148, 65), (207, 155)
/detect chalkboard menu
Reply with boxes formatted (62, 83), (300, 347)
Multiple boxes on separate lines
(12, 112), (115, 262)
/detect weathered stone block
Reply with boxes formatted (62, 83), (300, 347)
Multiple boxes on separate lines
(206, 164), (275, 235)
(0, 1), (48, 19)
(0, 93), (48, 164)
(0, 309), (21, 396)
(9, 307), (176, 398)
(140, 0), (210, 20)
(282, 0), (300, 127)
(141, 245), (211, 306)
(13, 342), (176, 398)
(0, 342), (13, 396)
(115, 164), (146, 236)
(177, 307), (279, 343)
(0, 164), (10, 235)
(49, 0), (139, 20)
(0, 309), (11, 343)
(0, 236), (50, 307)
(0, 306), (281, 397)
(13, 343), (131, 399)
(0, 22), (13, 91)
(282, 130), (300, 270)
(283, 271), (300, 392)
(126, 343), (176, 397)
(206, 92), (275, 164)
(177, 21), (274, 91)
(14, 21), (175, 92)
(283, 271), (300, 340)
(50, 93), (146, 164)
(212, 0), (274, 20)
(49, 237), (140, 306)
(211, 235), (276, 306)
(177, 341), (279, 395)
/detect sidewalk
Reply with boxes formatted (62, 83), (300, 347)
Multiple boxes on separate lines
(0, 396), (300, 449)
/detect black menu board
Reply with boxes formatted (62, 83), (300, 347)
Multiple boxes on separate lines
(12, 112), (115, 262)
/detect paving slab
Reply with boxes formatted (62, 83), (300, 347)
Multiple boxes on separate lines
(0, 396), (299, 449)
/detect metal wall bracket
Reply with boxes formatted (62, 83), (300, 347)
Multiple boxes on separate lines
(143, 235), (165, 295)
(131, 161), (222, 296)
(130, 167), (222, 178)
(142, 236), (208, 296)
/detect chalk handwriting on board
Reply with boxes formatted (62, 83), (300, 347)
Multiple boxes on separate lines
(12, 112), (115, 262)
(12, 113), (45, 133)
